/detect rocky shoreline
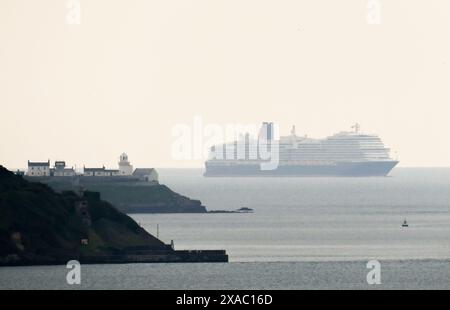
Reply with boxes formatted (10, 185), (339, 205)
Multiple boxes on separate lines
(0, 250), (228, 266)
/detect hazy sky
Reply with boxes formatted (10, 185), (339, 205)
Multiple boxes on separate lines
(1, 0), (450, 169)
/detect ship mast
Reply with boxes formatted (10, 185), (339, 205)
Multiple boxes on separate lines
(351, 123), (360, 133)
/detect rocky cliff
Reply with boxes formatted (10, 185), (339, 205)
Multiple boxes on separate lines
(0, 166), (169, 265)
(25, 176), (207, 213)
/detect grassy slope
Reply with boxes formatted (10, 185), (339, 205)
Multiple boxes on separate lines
(42, 179), (206, 213)
(0, 166), (165, 262)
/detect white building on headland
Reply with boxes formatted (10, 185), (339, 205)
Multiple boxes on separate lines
(83, 166), (120, 177)
(26, 153), (158, 183)
(27, 160), (50, 176)
(132, 168), (158, 183)
(53, 161), (76, 176)
(83, 153), (157, 182)
(118, 153), (133, 175)
(84, 153), (133, 177)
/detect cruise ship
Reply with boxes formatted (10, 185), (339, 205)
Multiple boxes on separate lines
(204, 123), (399, 177)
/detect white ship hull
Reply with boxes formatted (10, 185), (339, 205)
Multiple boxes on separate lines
(204, 161), (399, 177)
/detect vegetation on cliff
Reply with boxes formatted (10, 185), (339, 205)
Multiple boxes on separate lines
(33, 178), (207, 213)
(72, 183), (207, 213)
(0, 166), (166, 265)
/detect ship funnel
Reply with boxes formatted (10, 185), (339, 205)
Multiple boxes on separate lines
(259, 122), (274, 141)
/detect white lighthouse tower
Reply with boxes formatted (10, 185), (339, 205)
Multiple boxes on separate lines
(118, 153), (133, 175)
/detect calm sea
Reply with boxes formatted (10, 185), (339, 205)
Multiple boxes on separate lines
(1, 168), (449, 289)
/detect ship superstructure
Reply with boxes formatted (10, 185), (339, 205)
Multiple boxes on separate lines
(204, 123), (398, 177)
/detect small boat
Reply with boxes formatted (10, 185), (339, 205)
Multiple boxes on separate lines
(402, 219), (409, 227)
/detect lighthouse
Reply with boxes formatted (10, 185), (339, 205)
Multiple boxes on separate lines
(118, 153), (133, 175)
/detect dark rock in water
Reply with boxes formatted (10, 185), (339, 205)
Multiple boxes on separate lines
(236, 207), (254, 213)
(0, 166), (227, 265)
(208, 207), (254, 214)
